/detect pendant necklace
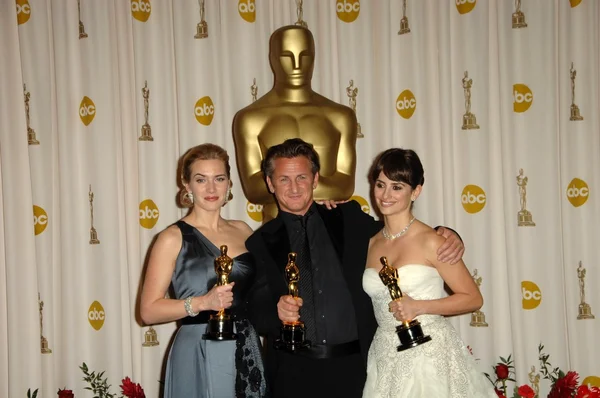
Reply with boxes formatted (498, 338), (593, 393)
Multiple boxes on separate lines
(382, 217), (416, 240)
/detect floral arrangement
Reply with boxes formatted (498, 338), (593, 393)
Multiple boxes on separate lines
(485, 344), (600, 398)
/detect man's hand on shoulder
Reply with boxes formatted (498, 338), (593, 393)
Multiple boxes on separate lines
(435, 226), (464, 264)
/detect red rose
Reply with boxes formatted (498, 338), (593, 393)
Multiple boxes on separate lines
(576, 385), (600, 398)
(57, 389), (74, 398)
(495, 363), (510, 380)
(121, 377), (146, 398)
(517, 384), (535, 398)
(495, 388), (506, 398)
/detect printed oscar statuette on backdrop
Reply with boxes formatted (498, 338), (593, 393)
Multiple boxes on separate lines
(570, 63), (584, 121)
(89, 185), (100, 244)
(142, 326), (159, 347)
(529, 366), (541, 398)
(78, 0), (88, 39)
(379, 256), (432, 351)
(139, 81), (153, 141)
(24, 84), (40, 145)
(398, 0), (411, 35)
(250, 78), (258, 103)
(512, 0), (527, 29)
(470, 269), (488, 327)
(294, 0), (308, 28)
(461, 71), (480, 130)
(346, 80), (363, 138)
(274, 253), (311, 352)
(203, 245), (237, 340)
(576, 261), (595, 320)
(194, 0), (208, 39)
(516, 169), (535, 226)
(39, 293), (52, 354)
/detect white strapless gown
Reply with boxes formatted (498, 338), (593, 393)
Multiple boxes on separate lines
(362, 265), (496, 398)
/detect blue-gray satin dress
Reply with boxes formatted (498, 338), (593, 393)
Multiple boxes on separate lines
(164, 221), (267, 398)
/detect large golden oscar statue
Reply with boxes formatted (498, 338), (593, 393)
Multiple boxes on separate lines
(233, 25), (358, 223)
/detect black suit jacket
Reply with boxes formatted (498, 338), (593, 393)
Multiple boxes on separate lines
(245, 200), (383, 367)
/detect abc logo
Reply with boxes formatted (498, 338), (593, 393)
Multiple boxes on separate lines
(461, 185), (486, 214)
(350, 195), (370, 215)
(566, 178), (589, 207)
(131, 0), (151, 22)
(570, 0), (582, 7)
(79, 96), (96, 126)
(238, 0), (256, 23)
(33, 205), (48, 236)
(456, 0), (476, 15)
(521, 281), (542, 310)
(88, 300), (106, 330)
(194, 96), (215, 126)
(396, 90), (416, 119)
(336, 0), (360, 23)
(16, 0), (31, 25)
(513, 84), (533, 113)
(246, 202), (263, 222)
(139, 199), (159, 229)
(582, 376), (600, 389)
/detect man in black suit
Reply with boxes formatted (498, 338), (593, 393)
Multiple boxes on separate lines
(245, 138), (463, 398)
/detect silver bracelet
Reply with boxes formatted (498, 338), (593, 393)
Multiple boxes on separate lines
(184, 296), (199, 317)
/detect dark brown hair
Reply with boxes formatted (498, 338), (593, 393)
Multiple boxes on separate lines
(262, 138), (320, 179)
(369, 148), (424, 189)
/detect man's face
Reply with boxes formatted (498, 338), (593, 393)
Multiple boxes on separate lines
(270, 29), (315, 87)
(266, 156), (318, 215)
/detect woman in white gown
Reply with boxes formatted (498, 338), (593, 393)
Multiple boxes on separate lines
(362, 148), (496, 398)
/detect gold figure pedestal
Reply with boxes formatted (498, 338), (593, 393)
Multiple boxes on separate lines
(516, 169), (535, 226)
(347, 80), (363, 138)
(203, 245), (237, 340)
(398, 0), (411, 35)
(512, 0), (527, 29)
(233, 25), (358, 224)
(379, 257), (432, 351)
(294, 0), (308, 28)
(570, 63), (583, 121)
(89, 185), (100, 244)
(142, 326), (159, 347)
(461, 71), (480, 130)
(139, 81), (153, 141)
(194, 0), (208, 39)
(24, 84), (40, 145)
(39, 293), (52, 354)
(470, 269), (488, 327)
(577, 261), (595, 320)
(78, 0), (88, 39)
(274, 253), (311, 352)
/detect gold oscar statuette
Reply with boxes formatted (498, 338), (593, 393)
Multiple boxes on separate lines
(250, 78), (258, 103)
(516, 169), (535, 226)
(529, 366), (540, 397)
(470, 269), (488, 327)
(24, 84), (40, 145)
(577, 261), (595, 320)
(461, 71), (480, 130)
(346, 80), (363, 138)
(512, 0), (528, 29)
(294, 0), (308, 28)
(139, 81), (153, 141)
(274, 253), (311, 351)
(78, 0), (88, 39)
(570, 63), (583, 121)
(142, 326), (159, 347)
(398, 0), (411, 35)
(89, 185), (100, 244)
(194, 0), (208, 39)
(203, 245), (237, 340)
(233, 26), (358, 224)
(39, 293), (52, 354)
(379, 256), (432, 351)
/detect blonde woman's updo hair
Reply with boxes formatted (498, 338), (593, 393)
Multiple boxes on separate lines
(178, 143), (233, 208)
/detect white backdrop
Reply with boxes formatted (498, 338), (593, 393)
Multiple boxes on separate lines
(1, 0), (598, 397)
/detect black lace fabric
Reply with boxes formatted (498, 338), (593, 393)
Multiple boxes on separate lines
(234, 319), (268, 397)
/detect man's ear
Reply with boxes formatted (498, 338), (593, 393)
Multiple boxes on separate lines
(313, 172), (319, 190)
(266, 176), (275, 194)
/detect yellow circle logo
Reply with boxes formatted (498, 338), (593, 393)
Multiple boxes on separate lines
(194, 96), (215, 126)
(461, 185), (486, 214)
(396, 90), (416, 119)
(456, 0), (476, 15)
(246, 201), (263, 222)
(131, 0), (151, 22)
(336, 0), (360, 23)
(582, 376), (600, 389)
(88, 300), (106, 331)
(570, 0), (582, 7)
(79, 96), (96, 126)
(16, 0), (31, 25)
(33, 205), (48, 236)
(513, 84), (533, 113)
(238, 0), (256, 22)
(521, 281), (542, 310)
(351, 195), (370, 214)
(139, 199), (159, 229)
(566, 178), (589, 207)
